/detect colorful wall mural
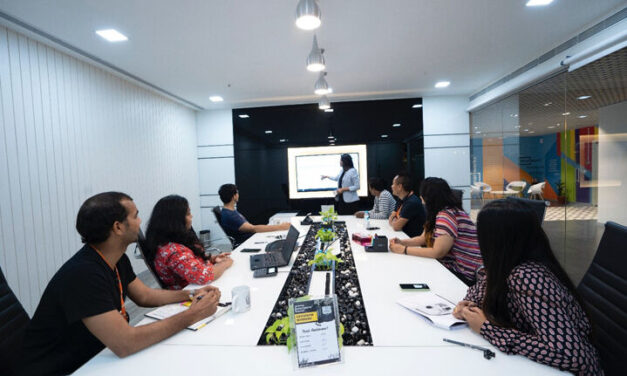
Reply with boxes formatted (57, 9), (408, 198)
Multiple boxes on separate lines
(470, 126), (597, 203)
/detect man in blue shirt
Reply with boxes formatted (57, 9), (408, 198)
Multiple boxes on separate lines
(218, 184), (290, 245)
(389, 173), (426, 237)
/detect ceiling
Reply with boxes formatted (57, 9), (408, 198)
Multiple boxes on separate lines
(0, 0), (624, 110)
(471, 47), (627, 138)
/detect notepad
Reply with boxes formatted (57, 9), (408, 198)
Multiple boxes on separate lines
(397, 292), (468, 330)
(145, 302), (231, 331)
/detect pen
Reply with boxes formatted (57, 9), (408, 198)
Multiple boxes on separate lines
(443, 338), (495, 359)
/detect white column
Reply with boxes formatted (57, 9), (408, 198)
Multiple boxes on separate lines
(196, 109), (236, 239)
(422, 96), (471, 212)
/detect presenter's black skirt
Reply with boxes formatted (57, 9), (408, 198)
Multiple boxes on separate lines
(337, 200), (360, 215)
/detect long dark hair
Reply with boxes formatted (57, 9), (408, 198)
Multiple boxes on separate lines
(477, 199), (579, 327)
(145, 195), (206, 266)
(419, 177), (463, 235)
(340, 154), (354, 170)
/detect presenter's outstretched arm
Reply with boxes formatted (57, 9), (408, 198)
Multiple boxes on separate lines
(239, 221), (290, 233)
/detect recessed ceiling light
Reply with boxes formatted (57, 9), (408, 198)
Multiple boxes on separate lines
(412, 104), (422, 108)
(381, 134), (388, 138)
(95, 29), (128, 42)
(543, 102), (552, 107)
(435, 81), (450, 88)
(578, 115), (588, 119)
(510, 113), (518, 118)
(548, 126), (556, 129)
(238, 114), (250, 119)
(529, 130), (536, 134)
(280, 139), (287, 142)
(475, 131), (482, 134)
(577, 95), (591, 100)
(209, 96), (223, 102)
(523, 129), (529, 132)
(562, 112), (570, 116)
(265, 130), (273, 134)
(324, 108), (334, 112)
(393, 123), (401, 127)
(526, 0), (553, 6)
(514, 125), (521, 129)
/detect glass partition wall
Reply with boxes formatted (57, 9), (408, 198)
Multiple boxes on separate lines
(469, 47), (627, 284)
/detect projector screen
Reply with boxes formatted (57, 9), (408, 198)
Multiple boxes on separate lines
(288, 145), (368, 199)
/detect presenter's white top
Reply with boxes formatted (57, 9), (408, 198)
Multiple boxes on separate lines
(329, 167), (360, 203)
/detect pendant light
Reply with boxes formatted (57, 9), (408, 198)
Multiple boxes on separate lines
(314, 72), (330, 95)
(318, 95), (331, 110)
(306, 35), (325, 72)
(296, 0), (321, 30)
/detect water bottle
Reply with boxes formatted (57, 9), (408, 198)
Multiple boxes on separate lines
(365, 210), (370, 229)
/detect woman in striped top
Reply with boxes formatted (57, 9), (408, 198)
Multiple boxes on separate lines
(355, 177), (396, 219)
(389, 177), (483, 285)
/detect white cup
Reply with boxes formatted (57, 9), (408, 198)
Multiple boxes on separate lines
(232, 285), (251, 313)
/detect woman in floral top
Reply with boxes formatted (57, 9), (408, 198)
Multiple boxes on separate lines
(145, 195), (233, 290)
(454, 200), (602, 375)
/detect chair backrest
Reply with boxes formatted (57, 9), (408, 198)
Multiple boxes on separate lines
(0, 265), (30, 376)
(529, 181), (546, 194)
(505, 180), (527, 193)
(136, 229), (166, 288)
(473, 182), (492, 192)
(505, 196), (548, 223)
(212, 206), (222, 225)
(577, 221), (627, 375)
(451, 189), (463, 203)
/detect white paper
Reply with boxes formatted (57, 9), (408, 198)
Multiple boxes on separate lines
(397, 292), (468, 330)
(145, 303), (231, 331)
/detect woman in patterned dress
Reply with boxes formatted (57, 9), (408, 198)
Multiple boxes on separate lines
(145, 195), (233, 290)
(454, 199), (602, 375)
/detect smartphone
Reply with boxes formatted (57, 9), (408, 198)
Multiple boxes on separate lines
(241, 248), (261, 253)
(399, 283), (430, 290)
(366, 226), (380, 230)
(253, 267), (278, 278)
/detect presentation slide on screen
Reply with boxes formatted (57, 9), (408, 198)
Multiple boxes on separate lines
(288, 145), (368, 199)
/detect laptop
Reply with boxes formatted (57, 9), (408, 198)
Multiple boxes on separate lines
(250, 225), (300, 270)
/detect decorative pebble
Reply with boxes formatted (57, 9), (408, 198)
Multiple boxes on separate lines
(356, 339), (366, 346)
(351, 326), (359, 333)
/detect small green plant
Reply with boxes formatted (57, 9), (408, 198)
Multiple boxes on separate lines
(556, 181), (567, 197)
(319, 207), (338, 225)
(315, 228), (336, 243)
(265, 314), (345, 351)
(308, 249), (343, 270)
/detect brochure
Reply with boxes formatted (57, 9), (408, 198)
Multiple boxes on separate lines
(397, 292), (468, 330)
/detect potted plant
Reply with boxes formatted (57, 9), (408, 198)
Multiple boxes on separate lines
(308, 248), (343, 271)
(315, 228), (336, 251)
(319, 207), (338, 229)
(556, 181), (567, 205)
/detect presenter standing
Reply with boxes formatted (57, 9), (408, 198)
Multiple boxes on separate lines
(321, 154), (360, 215)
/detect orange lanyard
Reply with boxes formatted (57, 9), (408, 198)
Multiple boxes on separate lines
(92, 246), (128, 321)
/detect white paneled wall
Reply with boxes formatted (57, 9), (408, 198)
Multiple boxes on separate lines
(196, 109), (235, 241)
(422, 96), (471, 212)
(0, 26), (200, 315)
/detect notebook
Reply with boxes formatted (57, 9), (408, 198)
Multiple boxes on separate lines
(145, 302), (231, 331)
(397, 292), (468, 330)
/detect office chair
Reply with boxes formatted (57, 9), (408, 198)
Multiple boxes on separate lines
(451, 189), (463, 203)
(212, 206), (237, 248)
(471, 182), (492, 202)
(505, 196), (548, 224)
(577, 221), (627, 376)
(136, 229), (166, 288)
(0, 265), (30, 376)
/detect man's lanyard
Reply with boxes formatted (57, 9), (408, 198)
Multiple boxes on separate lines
(91, 246), (129, 321)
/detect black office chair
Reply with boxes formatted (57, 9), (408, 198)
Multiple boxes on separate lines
(135, 229), (166, 288)
(213, 206), (237, 248)
(577, 221), (627, 376)
(0, 266), (30, 376)
(451, 189), (463, 203)
(506, 196), (548, 224)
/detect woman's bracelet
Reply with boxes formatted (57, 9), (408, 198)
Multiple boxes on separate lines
(404, 246), (408, 255)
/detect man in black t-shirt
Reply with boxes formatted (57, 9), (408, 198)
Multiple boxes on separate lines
(19, 192), (222, 376)
(389, 173), (426, 237)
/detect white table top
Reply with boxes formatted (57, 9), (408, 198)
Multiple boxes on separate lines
(77, 215), (564, 375)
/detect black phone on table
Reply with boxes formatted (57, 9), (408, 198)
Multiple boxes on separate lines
(241, 248), (261, 253)
(253, 267), (278, 278)
(399, 283), (429, 290)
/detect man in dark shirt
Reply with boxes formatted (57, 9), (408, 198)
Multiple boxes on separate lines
(19, 192), (222, 376)
(389, 173), (426, 237)
(218, 184), (290, 245)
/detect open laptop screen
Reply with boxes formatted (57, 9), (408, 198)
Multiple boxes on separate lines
(281, 225), (300, 261)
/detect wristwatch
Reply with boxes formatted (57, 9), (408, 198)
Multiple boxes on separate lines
(403, 246), (408, 255)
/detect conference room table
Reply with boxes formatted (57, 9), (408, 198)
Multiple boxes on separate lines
(76, 216), (564, 375)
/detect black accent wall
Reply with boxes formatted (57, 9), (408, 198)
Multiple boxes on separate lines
(232, 98), (424, 224)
